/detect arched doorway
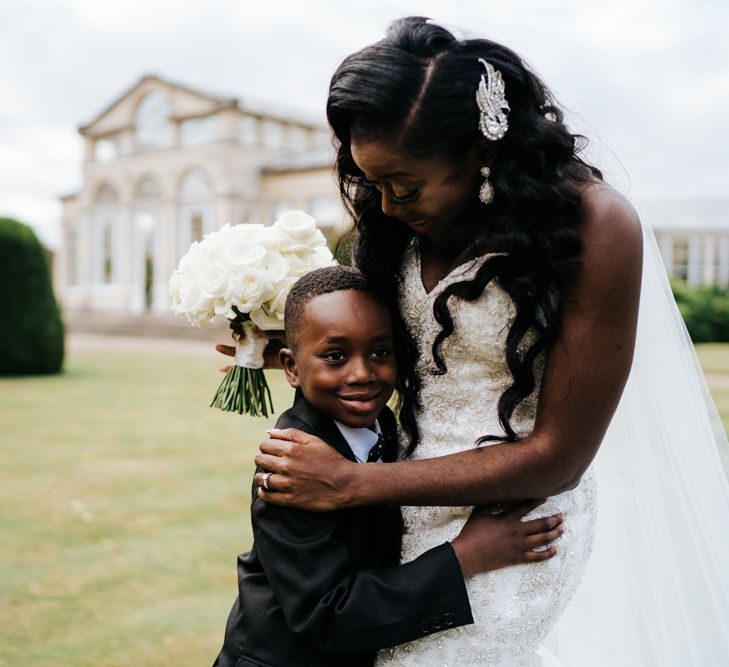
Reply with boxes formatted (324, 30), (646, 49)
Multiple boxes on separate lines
(91, 184), (119, 287)
(131, 176), (163, 314)
(177, 168), (214, 260)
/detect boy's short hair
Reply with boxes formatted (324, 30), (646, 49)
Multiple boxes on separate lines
(284, 265), (371, 346)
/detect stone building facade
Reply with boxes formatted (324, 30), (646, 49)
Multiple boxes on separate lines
(649, 199), (729, 288)
(56, 75), (729, 319)
(56, 75), (343, 315)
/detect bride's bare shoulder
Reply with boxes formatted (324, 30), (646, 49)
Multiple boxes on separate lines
(578, 182), (643, 277)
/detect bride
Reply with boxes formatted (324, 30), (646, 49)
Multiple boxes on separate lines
(246, 17), (729, 666)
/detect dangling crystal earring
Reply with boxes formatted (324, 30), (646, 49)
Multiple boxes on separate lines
(479, 166), (494, 205)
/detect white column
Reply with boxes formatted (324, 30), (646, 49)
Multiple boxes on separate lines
(83, 137), (94, 163)
(129, 211), (143, 315)
(118, 202), (133, 312)
(214, 193), (237, 230)
(54, 219), (68, 299)
(687, 236), (702, 287)
(718, 237), (729, 288)
(78, 210), (92, 310)
(170, 122), (181, 149)
(152, 200), (175, 314)
(703, 236), (716, 286)
(119, 128), (134, 156)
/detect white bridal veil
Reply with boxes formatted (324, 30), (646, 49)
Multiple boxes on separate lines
(543, 220), (729, 666)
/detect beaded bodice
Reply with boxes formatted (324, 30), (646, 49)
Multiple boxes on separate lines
(376, 241), (597, 667)
(398, 241), (542, 454)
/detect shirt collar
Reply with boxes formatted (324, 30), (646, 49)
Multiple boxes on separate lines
(333, 419), (382, 463)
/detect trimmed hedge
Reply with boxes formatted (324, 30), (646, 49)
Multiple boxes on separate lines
(0, 218), (65, 375)
(671, 279), (729, 343)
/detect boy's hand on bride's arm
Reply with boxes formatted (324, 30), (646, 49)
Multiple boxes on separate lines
(215, 331), (286, 371)
(254, 428), (359, 511)
(450, 499), (563, 579)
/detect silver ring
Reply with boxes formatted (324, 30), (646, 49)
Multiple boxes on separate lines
(262, 472), (272, 491)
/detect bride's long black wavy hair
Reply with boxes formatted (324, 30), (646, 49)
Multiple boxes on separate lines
(327, 17), (602, 453)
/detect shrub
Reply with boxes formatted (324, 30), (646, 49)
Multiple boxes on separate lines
(671, 279), (729, 343)
(0, 218), (65, 375)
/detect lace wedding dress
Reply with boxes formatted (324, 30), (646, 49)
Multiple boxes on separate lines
(376, 242), (598, 667)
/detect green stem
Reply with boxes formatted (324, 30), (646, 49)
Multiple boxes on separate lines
(210, 366), (274, 417)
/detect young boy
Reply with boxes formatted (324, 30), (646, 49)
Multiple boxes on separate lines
(213, 266), (561, 667)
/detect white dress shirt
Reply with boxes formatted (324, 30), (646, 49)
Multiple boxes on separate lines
(333, 419), (383, 463)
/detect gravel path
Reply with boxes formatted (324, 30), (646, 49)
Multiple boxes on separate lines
(67, 333), (220, 357)
(66, 334), (729, 388)
(706, 372), (729, 389)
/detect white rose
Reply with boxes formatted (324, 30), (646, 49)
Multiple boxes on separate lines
(213, 296), (233, 316)
(174, 278), (203, 314)
(266, 276), (299, 317)
(249, 305), (285, 331)
(177, 240), (202, 270)
(198, 237), (228, 268)
(186, 293), (215, 326)
(224, 241), (266, 269)
(168, 270), (182, 307)
(196, 262), (229, 298)
(309, 245), (336, 269)
(260, 252), (292, 288)
(274, 210), (316, 239)
(230, 269), (274, 312)
(283, 253), (312, 278)
(232, 223), (270, 244)
(272, 210), (327, 252)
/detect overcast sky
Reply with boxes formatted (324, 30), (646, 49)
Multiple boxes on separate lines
(1, 0), (727, 249)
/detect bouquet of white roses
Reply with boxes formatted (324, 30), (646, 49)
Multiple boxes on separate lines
(169, 211), (335, 416)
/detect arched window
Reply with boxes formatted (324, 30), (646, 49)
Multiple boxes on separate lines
(261, 120), (284, 148)
(289, 126), (309, 151)
(134, 91), (170, 149)
(92, 184), (119, 285)
(180, 116), (216, 146)
(240, 116), (258, 146)
(180, 169), (211, 202)
(135, 176), (162, 201)
(94, 135), (119, 162)
(178, 169), (213, 257)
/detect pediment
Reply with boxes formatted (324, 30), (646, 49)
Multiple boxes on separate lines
(79, 74), (237, 137)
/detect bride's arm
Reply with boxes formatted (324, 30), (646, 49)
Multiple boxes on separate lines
(255, 186), (643, 509)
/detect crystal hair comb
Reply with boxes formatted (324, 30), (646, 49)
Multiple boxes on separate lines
(476, 58), (510, 141)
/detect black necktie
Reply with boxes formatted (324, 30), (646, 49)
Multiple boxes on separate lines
(366, 433), (384, 462)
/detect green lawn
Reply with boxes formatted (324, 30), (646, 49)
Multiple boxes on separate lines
(697, 344), (729, 424)
(0, 347), (293, 667)
(696, 343), (729, 374)
(2, 342), (728, 667)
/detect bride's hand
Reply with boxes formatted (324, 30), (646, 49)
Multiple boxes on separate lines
(253, 428), (358, 511)
(215, 330), (286, 371)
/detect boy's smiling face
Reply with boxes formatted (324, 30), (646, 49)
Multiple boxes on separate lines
(280, 289), (397, 428)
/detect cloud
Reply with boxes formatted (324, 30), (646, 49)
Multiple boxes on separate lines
(0, 0), (727, 248)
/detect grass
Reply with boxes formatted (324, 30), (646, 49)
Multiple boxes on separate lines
(696, 344), (729, 425)
(0, 347), (293, 667)
(2, 342), (728, 666)
(696, 343), (729, 374)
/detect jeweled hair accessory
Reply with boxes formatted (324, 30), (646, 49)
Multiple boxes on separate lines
(476, 58), (510, 141)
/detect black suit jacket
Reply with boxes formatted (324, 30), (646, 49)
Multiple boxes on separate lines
(213, 391), (473, 667)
